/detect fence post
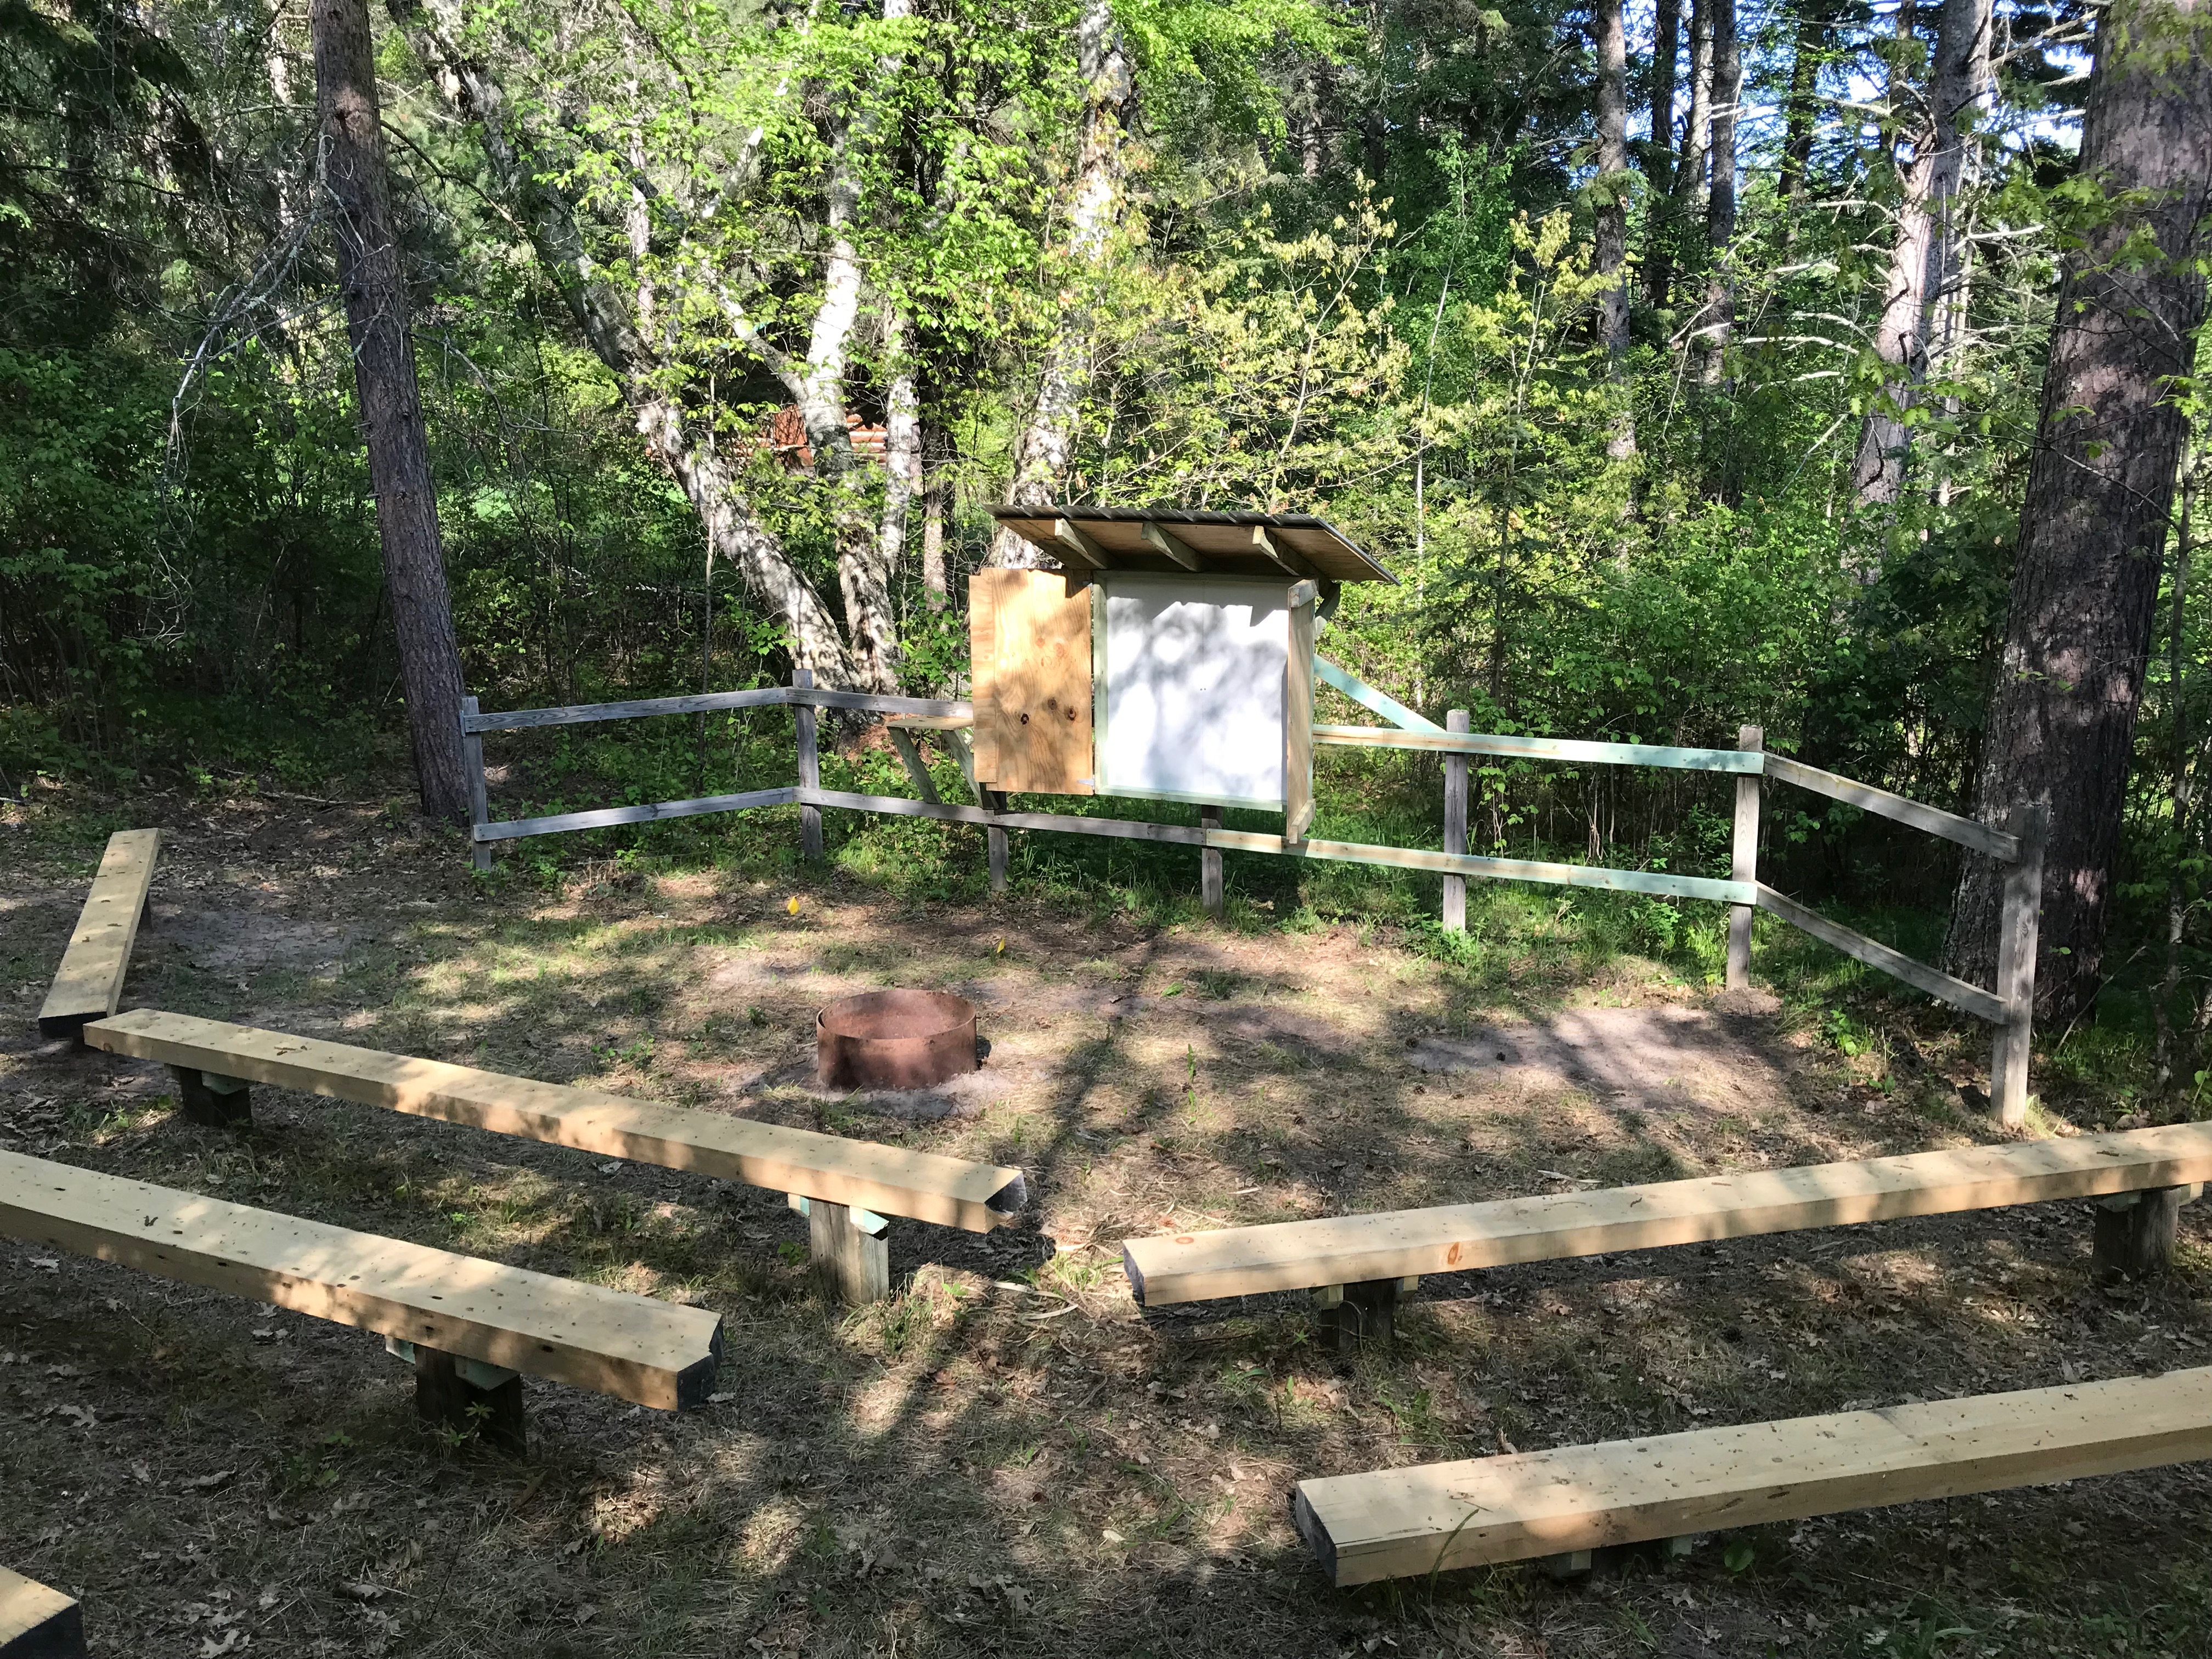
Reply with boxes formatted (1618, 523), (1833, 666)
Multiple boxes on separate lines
(460, 695), (493, 872)
(794, 668), (823, 861)
(1200, 805), (1224, 920)
(1991, 802), (2046, 1128)
(1726, 724), (1763, 990)
(984, 789), (1009, 895)
(1443, 710), (1469, 932)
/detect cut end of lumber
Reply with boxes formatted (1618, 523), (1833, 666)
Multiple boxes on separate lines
(1120, 1245), (1148, 1306)
(1289, 1487), (1340, 1584)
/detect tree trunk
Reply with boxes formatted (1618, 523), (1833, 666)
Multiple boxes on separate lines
(1677, 0), (1713, 222)
(1642, 0), (1679, 308)
(1853, 0), (1992, 504)
(919, 419), (949, 609)
(1779, 0), (1831, 203)
(879, 306), (922, 600)
(1593, 0), (1634, 458)
(1943, 0), (2212, 1020)
(1700, 0), (1740, 383)
(390, 0), (861, 688)
(2154, 447), (2197, 1091)
(310, 0), (469, 821)
(1922, 0), (1993, 382)
(986, 0), (1132, 569)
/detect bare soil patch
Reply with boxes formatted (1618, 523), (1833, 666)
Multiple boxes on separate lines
(3, 793), (2209, 1658)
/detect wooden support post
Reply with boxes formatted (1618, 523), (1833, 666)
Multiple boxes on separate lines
(169, 1065), (251, 1130)
(795, 1194), (892, 1305)
(1284, 590), (1317, 844)
(1313, 1277), (1413, 1357)
(1201, 806), (1224, 920)
(1541, 1549), (1595, 1581)
(461, 695), (493, 872)
(984, 789), (1009, 895)
(1443, 710), (1469, 932)
(1991, 803), (2046, 1128)
(794, 668), (823, 861)
(945, 728), (983, 803)
(2091, 1186), (2191, 1283)
(1726, 724), (1763, 990)
(394, 1338), (526, 1455)
(0, 1566), (84, 1659)
(886, 729), (941, 805)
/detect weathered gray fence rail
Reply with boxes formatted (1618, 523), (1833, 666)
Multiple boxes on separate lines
(458, 675), (2046, 1125)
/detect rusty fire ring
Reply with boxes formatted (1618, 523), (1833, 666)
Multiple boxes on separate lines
(816, 989), (980, 1090)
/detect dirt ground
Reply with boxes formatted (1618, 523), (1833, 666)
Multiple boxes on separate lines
(3, 790), (2210, 1659)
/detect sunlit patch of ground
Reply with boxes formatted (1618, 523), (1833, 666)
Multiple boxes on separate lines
(2, 789), (2209, 1658)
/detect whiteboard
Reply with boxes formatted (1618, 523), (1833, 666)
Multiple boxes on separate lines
(1096, 574), (1288, 808)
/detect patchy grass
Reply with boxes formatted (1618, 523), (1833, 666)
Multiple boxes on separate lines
(1, 780), (2209, 1659)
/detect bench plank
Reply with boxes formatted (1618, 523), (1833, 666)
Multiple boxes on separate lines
(37, 831), (161, 1039)
(1122, 1120), (2212, 1306)
(1294, 1367), (2212, 1584)
(0, 1149), (720, 1411)
(84, 1011), (1025, 1232)
(0, 1566), (83, 1659)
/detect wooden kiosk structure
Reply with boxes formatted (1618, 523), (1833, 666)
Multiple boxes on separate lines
(969, 507), (1394, 842)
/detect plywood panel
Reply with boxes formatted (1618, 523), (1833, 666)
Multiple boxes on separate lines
(969, 569), (1095, 795)
(86, 1011), (1028, 1232)
(38, 830), (161, 1038)
(0, 1149), (723, 1411)
(1098, 575), (1290, 809)
(1122, 1118), (2212, 1305)
(1294, 1368), (2212, 1584)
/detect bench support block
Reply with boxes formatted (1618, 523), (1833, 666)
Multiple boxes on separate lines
(1314, 1277), (1415, 1356)
(2092, 1185), (2191, 1283)
(791, 1194), (892, 1305)
(389, 1336), (526, 1454)
(170, 1065), (252, 1129)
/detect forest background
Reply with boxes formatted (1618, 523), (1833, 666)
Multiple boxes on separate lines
(3, 0), (2207, 1104)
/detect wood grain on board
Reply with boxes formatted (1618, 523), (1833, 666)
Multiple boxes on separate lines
(0, 1149), (721, 1411)
(1123, 1120), (2212, 1305)
(1295, 1368), (2212, 1584)
(85, 1011), (1026, 1232)
(37, 830), (161, 1039)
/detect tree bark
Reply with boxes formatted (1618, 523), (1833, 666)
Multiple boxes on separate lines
(1854, 0), (1989, 504)
(1779, 0), (1831, 204)
(919, 418), (949, 609)
(986, 0), (1132, 569)
(390, 0), (862, 689)
(1593, 0), (1634, 458)
(1677, 0), (1713, 221)
(1699, 0), (1740, 382)
(1943, 0), (2212, 1019)
(878, 305), (922, 599)
(1641, 0), (1679, 309)
(310, 0), (469, 821)
(2154, 447), (2198, 1090)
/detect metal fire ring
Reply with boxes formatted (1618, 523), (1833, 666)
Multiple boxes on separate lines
(816, 989), (979, 1091)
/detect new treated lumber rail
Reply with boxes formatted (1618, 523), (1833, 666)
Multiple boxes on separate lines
(0, 1148), (724, 1449)
(83, 1010), (1028, 1303)
(1293, 1367), (2212, 1585)
(0, 1567), (83, 1659)
(1122, 1120), (2212, 1319)
(456, 672), (2047, 1122)
(36, 830), (160, 1041)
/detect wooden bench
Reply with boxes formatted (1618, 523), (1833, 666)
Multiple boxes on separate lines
(1293, 1365), (2212, 1585)
(1122, 1122), (2212, 1347)
(0, 1567), (83, 1659)
(83, 1009), (1029, 1305)
(36, 830), (160, 1041)
(1, 1148), (723, 1452)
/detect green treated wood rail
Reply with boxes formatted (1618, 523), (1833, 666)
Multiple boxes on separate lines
(454, 665), (2045, 1125)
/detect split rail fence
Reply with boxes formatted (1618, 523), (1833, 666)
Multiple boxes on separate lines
(459, 675), (2047, 1124)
